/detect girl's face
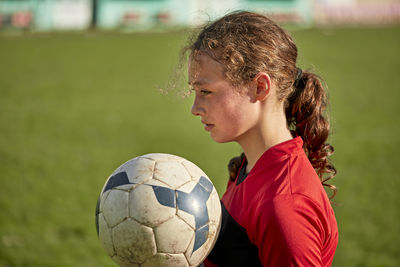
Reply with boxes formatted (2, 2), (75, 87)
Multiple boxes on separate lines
(189, 53), (261, 143)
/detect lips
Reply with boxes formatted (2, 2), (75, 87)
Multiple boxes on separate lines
(201, 120), (214, 131)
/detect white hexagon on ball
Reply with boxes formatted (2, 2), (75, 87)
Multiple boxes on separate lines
(112, 218), (156, 264)
(153, 160), (191, 189)
(154, 216), (194, 254)
(112, 255), (140, 267)
(142, 153), (182, 162)
(129, 184), (175, 228)
(142, 253), (189, 267)
(102, 189), (129, 228)
(181, 159), (208, 182)
(122, 157), (155, 184)
(97, 213), (115, 257)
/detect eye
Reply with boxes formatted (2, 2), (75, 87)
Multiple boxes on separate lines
(200, 89), (211, 95)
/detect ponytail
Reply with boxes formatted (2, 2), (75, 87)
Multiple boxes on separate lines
(286, 70), (337, 199)
(228, 153), (245, 181)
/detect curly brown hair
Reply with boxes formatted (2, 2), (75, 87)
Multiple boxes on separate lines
(185, 11), (336, 198)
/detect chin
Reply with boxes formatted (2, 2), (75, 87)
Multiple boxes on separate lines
(210, 134), (234, 144)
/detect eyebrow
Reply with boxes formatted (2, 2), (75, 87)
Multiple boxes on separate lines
(188, 80), (207, 86)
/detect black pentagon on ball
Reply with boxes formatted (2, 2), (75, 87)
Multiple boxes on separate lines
(152, 185), (176, 208)
(103, 172), (131, 193)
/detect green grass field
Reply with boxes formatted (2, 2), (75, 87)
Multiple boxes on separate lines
(0, 26), (399, 266)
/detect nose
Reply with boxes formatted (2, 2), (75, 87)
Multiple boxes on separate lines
(191, 95), (205, 117)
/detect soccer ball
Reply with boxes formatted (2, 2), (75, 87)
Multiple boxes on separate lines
(95, 153), (222, 267)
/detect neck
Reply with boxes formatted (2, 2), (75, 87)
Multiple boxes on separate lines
(237, 103), (293, 173)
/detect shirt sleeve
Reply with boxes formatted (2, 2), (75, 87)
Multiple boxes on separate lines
(250, 194), (325, 267)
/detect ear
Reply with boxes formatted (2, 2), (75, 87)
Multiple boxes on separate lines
(254, 72), (271, 101)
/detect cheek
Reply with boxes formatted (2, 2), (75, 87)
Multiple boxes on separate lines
(229, 93), (255, 117)
(219, 97), (257, 129)
(211, 107), (253, 143)
(215, 100), (240, 121)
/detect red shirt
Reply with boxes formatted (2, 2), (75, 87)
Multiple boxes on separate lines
(205, 137), (338, 267)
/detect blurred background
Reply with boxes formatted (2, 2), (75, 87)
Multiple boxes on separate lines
(0, 0), (399, 266)
(0, 0), (399, 31)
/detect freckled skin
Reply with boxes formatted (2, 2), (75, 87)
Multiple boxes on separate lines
(189, 54), (261, 144)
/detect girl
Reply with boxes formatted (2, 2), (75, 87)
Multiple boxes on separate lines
(186, 11), (338, 266)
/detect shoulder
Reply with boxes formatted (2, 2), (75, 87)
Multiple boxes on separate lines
(258, 146), (328, 207)
(250, 154), (332, 232)
(255, 193), (325, 224)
